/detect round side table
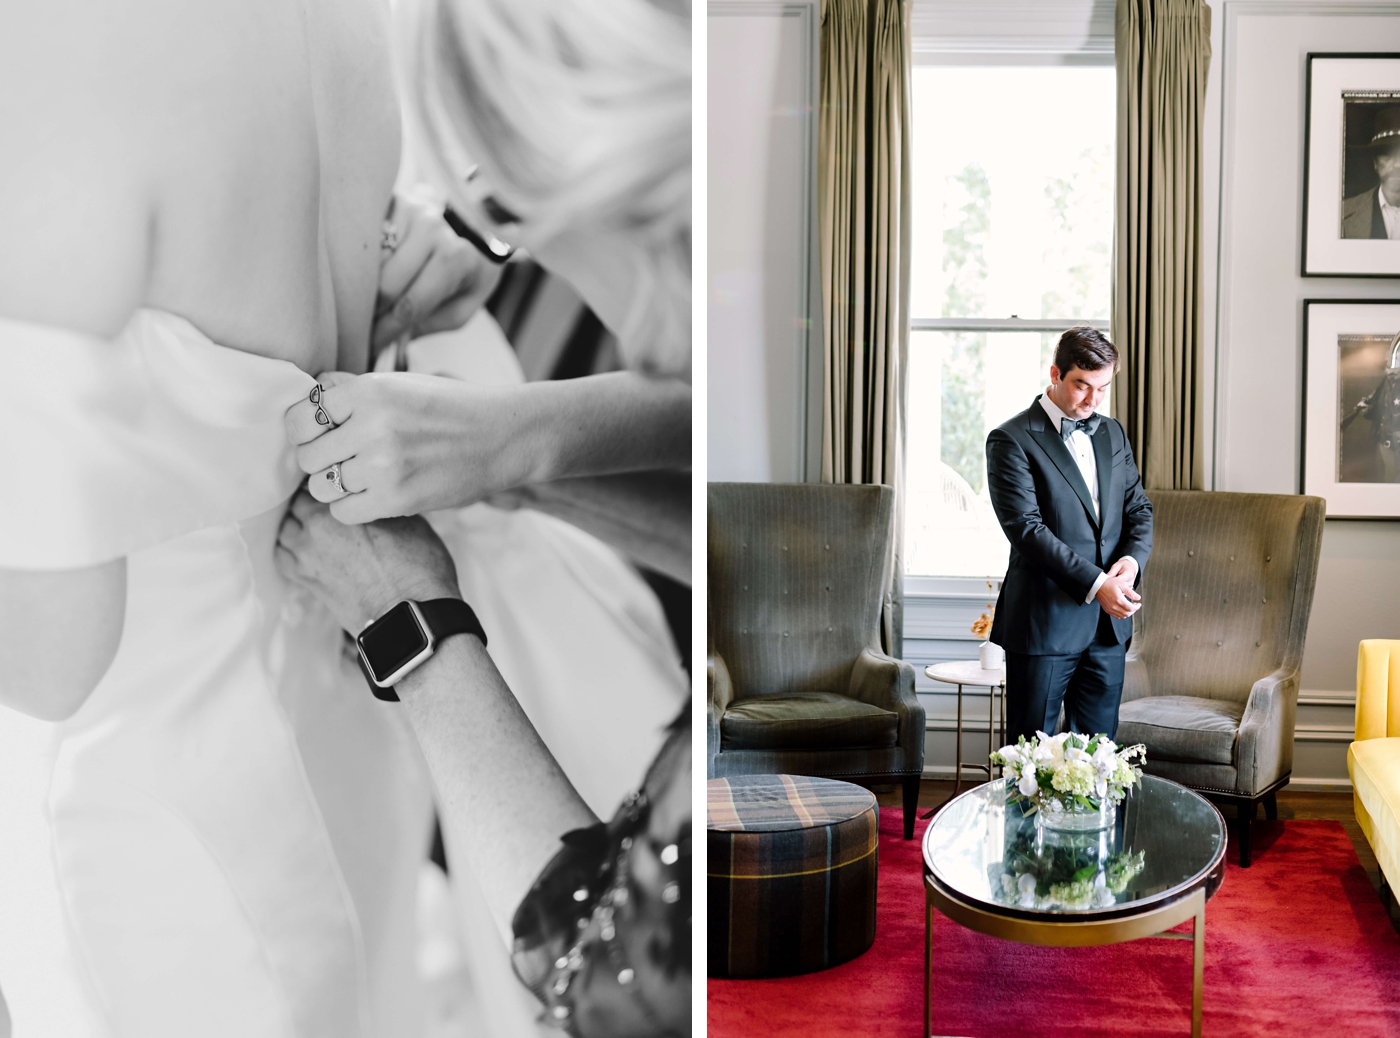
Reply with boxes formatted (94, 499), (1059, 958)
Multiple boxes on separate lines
(923, 661), (1006, 810)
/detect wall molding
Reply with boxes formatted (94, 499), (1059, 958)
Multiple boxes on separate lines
(1287, 776), (1353, 791)
(921, 768), (1356, 789)
(1298, 689), (1355, 707)
(1294, 723), (1355, 743)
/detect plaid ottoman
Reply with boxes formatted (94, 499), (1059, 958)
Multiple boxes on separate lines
(707, 774), (878, 978)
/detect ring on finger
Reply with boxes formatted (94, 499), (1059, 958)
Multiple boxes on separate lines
(310, 383), (336, 428)
(325, 463), (348, 496)
(381, 221), (400, 253)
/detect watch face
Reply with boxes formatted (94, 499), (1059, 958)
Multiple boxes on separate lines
(359, 602), (430, 683)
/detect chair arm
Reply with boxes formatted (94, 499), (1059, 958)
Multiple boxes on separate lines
(707, 650), (733, 777)
(1122, 623), (1150, 705)
(1235, 668), (1298, 795)
(848, 647), (926, 772)
(1355, 639), (1400, 742)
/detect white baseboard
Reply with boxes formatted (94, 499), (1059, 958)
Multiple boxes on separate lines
(917, 767), (1354, 791)
(1286, 776), (1353, 792)
(1295, 724), (1355, 743)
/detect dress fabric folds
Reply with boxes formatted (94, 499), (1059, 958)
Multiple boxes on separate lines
(0, 310), (688, 1038)
(0, 309), (435, 1038)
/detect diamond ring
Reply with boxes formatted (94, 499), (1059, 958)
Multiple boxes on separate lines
(326, 464), (346, 496)
(380, 221), (400, 253)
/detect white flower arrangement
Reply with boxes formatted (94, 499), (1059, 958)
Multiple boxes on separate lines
(991, 730), (1146, 816)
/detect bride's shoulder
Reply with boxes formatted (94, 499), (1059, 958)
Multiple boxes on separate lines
(0, 0), (302, 340)
(0, 3), (171, 338)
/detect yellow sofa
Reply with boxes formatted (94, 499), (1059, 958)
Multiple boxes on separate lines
(1348, 639), (1400, 891)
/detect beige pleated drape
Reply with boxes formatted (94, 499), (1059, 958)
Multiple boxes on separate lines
(818, 0), (911, 655)
(1112, 0), (1211, 490)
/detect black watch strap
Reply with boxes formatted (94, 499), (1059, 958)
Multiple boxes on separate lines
(360, 598), (488, 703)
(418, 598), (489, 649)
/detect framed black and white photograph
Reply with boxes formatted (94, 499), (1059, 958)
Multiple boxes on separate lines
(1303, 300), (1400, 517)
(1304, 54), (1400, 276)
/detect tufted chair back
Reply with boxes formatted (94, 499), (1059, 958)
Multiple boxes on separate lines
(707, 482), (892, 699)
(1127, 491), (1326, 704)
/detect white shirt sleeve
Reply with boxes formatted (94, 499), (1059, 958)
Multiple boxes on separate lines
(1086, 557), (1140, 605)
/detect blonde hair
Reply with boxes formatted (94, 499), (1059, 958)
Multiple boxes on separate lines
(408, 0), (691, 379)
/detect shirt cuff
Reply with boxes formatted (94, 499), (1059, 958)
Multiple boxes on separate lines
(1086, 571), (1108, 604)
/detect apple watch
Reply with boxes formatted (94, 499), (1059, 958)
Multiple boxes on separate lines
(355, 598), (488, 702)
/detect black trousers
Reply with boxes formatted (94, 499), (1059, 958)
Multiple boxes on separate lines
(1004, 623), (1127, 742)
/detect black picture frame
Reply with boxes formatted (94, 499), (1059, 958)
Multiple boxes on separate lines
(1302, 53), (1400, 278)
(1301, 299), (1400, 518)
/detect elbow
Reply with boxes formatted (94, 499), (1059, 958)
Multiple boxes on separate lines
(4, 680), (98, 722)
(0, 559), (126, 723)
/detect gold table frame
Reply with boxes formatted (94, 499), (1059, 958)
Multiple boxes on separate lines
(921, 784), (1226, 1038)
(924, 878), (1205, 1038)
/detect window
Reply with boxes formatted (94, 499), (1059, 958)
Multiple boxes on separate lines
(904, 64), (1115, 579)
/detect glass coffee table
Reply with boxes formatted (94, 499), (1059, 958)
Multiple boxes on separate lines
(922, 775), (1226, 1038)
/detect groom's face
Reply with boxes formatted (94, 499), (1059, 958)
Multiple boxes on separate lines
(1049, 364), (1114, 419)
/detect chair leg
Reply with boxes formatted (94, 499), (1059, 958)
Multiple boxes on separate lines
(1238, 800), (1256, 868)
(902, 776), (920, 840)
(1263, 792), (1278, 821)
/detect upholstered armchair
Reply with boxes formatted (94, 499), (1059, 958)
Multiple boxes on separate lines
(1348, 640), (1400, 895)
(707, 483), (926, 839)
(1116, 490), (1325, 866)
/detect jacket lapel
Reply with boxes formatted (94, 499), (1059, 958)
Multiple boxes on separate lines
(1026, 404), (1100, 527)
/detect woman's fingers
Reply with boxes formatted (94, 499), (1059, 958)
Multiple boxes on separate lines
(284, 371), (357, 447)
(376, 206), (438, 314)
(328, 488), (395, 526)
(305, 456), (369, 504)
(306, 456), (369, 502)
(373, 208), (500, 351)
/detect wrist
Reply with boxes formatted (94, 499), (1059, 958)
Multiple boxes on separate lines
(394, 625), (487, 703)
(469, 383), (556, 492)
(516, 381), (569, 485)
(360, 579), (461, 631)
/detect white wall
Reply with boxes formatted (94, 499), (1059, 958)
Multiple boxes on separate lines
(707, 1), (822, 482)
(1205, 0), (1400, 786)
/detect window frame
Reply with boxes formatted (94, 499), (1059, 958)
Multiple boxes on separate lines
(903, 20), (1115, 585)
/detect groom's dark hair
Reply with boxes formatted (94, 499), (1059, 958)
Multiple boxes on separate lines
(1054, 326), (1119, 375)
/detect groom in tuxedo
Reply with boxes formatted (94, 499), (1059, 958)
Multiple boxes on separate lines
(986, 326), (1153, 742)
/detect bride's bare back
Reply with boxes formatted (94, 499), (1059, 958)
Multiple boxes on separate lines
(0, 0), (401, 718)
(0, 0), (399, 374)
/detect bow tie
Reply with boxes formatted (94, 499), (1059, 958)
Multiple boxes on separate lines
(1060, 415), (1103, 440)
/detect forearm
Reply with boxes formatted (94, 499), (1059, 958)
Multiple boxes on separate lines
(0, 561), (126, 721)
(519, 372), (690, 483)
(395, 633), (597, 934)
(516, 471), (690, 584)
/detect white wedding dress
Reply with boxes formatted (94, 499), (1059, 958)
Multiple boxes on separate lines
(0, 308), (687, 1038)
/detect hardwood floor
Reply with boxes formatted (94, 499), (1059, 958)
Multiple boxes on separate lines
(878, 780), (1400, 928)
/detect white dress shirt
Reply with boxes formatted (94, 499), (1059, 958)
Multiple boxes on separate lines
(1038, 390), (1137, 604)
(1380, 186), (1400, 240)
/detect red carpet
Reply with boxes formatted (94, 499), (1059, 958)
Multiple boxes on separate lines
(708, 809), (1400, 1037)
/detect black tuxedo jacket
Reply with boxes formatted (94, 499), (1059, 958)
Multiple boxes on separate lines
(985, 396), (1153, 655)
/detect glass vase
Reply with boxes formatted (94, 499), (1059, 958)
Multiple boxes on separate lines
(1037, 798), (1116, 832)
